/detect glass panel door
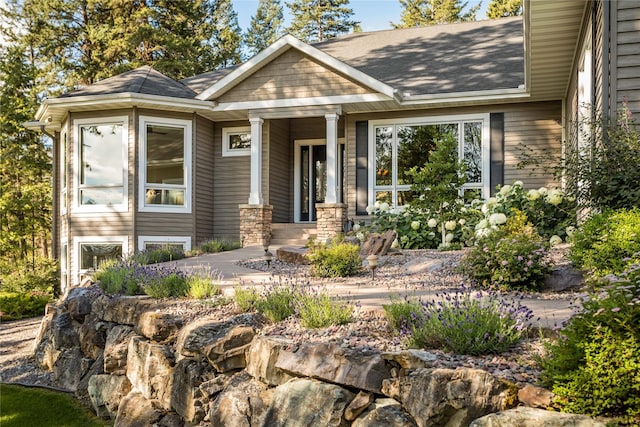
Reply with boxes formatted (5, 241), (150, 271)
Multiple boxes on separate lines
(299, 144), (326, 221)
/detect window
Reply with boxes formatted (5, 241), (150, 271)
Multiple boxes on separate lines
(60, 241), (68, 294)
(74, 236), (128, 280)
(139, 116), (192, 213)
(74, 116), (128, 211)
(60, 129), (67, 214)
(369, 115), (489, 207)
(137, 236), (191, 252)
(222, 126), (251, 157)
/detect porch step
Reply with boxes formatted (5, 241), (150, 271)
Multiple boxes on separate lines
(270, 223), (317, 247)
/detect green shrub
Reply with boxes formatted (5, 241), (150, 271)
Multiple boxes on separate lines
(94, 259), (141, 295)
(140, 268), (188, 298)
(130, 246), (185, 265)
(0, 292), (51, 320)
(0, 257), (58, 295)
(540, 264), (640, 423)
(460, 211), (552, 291)
(196, 238), (241, 254)
(233, 286), (260, 311)
(94, 259), (189, 298)
(256, 285), (297, 323)
(384, 289), (533, 355)
(187, 272), (221, 299)
(569, 208), (640, 277)
(307, 242), (361, 278)
(296, 291), (353, 328)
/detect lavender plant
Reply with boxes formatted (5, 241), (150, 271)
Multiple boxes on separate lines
(385, 288), (533, 355)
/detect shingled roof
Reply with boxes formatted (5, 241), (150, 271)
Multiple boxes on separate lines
(60, 65), (196, 99)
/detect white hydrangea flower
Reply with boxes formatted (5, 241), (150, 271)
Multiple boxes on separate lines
(546, 189), (564, 206)
(445, 233), (455, 243)
(513, 180), (524, 187)
(428, 218), (438, 228)
(365, 205), (375, 214)
(487, 197), (497, 206)
(352, 224), (361, 232)
(499, 185), (512, 196)
(444, 220), (457, 230)
(475, 219), (489, 230)
(391, 238), (399, 249)
(475, 228), (491, 238)
(481, 204), (489, 214)
(379, 202), (390, 212)
(441, 201), (450, 208)
(538, 187), (548, 196)
(356, 232), (365, 241)
(410, 221), (420, 230)
(460, 207), (467, 213)
(458, 218), (466, 226)
(374, 201), (381, 208)
(489, 213), (507, 226)
(527, 189), (541, 201)
(549, 235), (562, 246)
(565, 226), (576, 237)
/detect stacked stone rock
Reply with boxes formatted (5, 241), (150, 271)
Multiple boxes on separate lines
(315, 203), (347, 242)
(239, 204), (272, 247)
(34, 287), (605, 427)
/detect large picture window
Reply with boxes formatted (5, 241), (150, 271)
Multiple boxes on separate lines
(74, 236), (128, 283)
(369, 115), (489, 207)
(139, 116), (192, 213)
(75, 116), (128, 210)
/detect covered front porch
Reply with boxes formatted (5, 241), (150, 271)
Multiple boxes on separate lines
(237, 105), (349, 247)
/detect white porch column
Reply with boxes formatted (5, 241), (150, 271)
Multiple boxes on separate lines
(325, 113), (339, 204)
(248, 117), (264, 205)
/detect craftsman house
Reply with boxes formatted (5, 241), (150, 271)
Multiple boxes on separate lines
(28, 0), (640, 289)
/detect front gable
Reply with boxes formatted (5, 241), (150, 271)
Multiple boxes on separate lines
(217, 48), (375, 104)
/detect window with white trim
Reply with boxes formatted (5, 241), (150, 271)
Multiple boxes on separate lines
(369, 115), (489, 207)
(137, 236), (192, 252)
(74, 116), (128, 211)
(75, 236), (128, 279)
(222, 126), (251, 157)
(139, 116), (192, 213)
(60, 129), (67, 214)
(61, 240), (68, 294)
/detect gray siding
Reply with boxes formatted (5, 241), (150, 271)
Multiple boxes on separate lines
(616, 1), (640, 116)
(290, 117), (345, 141)
(135, 109), (195, 244)
(212, 120), (251, 240)
(195, 116), (215, 245)
(268, 119), (292, 223)
(594, 1), (605, 114)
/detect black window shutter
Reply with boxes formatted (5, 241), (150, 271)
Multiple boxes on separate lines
(355, 121), (368, 215)
(490, 113), (504, 196)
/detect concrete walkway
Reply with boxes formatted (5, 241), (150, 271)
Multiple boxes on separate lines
(169, 246), (575, 329)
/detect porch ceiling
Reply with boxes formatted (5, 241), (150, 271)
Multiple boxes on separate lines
(525, 0), (587, 101)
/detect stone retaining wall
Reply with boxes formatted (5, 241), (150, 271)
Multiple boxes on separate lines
(33, 286), (605, 427)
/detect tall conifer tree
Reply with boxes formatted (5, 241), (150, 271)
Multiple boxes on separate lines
(286, 0), (359, 43)
(393, 0), (480, 28)
(486, 0), (522, 19)
(245, 0), (284, 55)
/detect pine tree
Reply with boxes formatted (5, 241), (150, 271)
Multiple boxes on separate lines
(286, 0), (359, 43)
(212, 0), (243, 67)
(393, 0), (480, 28)
(245, 0), (284, 56)
(486, 0), (522, 19)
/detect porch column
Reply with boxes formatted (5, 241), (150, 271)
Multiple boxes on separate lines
(325, 113), (339, 204)
(248, 117), (264, 205)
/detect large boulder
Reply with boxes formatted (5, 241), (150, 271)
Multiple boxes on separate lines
(246, 336), (295, 386)
(518, 384), (555, 409)
(126, 336), (174, 410)
(88, 374), (132, 419)
(52, 348), (91, 391)
(204, 325), (255, 373)
(170, 358), (216, 424)
(78, 314), (109, 360)
(66, 286), (96, 322)
(260, 378), (354, 427)
(76, 353), (105, 403)
(103, 325), (136, 375)
(93, 295), (156, 326)
(34, 308), (59, 370)
(276, 247), (309, 265)
(52, 311), (80, 350)
(469, 407), (607, 427)
(360, 230), (397, 256)
(352, 398), (418, 427)
(175, 314), (263, 360)
(209, 371), (270, 427)
(135, 311), (183, 343)
(382, 368), (517, 427)
(275, 341), (391, 393)
(114, 391), (164, 427)
(345, 391), (375, 421)
(382, 350), (439, 371)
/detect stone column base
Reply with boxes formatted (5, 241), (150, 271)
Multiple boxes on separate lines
(316, 203), (347, 242)
(239, 204), (272, 247)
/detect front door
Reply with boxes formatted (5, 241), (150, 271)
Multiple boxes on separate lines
(299, 144), (326, 222)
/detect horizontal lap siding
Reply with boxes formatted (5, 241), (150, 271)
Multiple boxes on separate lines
(213, 121), (251, 240)
(594, 1), (605, 114)
(344, 102), (562, 218)
(269, 119), (292, 223)
(68, 110), (135, 284)
(217, 49), (372, 103)
(135, 109), (195, 246)
(195, 116), (215, 245)
(617, 2), (640, 116)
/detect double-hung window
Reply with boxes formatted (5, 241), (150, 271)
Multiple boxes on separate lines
(139, 116), (192, 213)
(369, 114), (489, 207)
(75, 116), (129, 211)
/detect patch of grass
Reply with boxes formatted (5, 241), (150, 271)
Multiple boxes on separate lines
(0, 384), (111, 427)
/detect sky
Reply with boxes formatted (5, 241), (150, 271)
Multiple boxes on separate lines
(232, 0), (490, 33)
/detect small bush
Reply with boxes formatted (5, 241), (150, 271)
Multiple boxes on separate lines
(383, 295), (425, 332)
(460, 211), (552, 291)
(257, 285), (297, 323)
(0, 292), (51, 320)
(569, 208), (640, 277)
(196, 238), (241, 254)
(296, 291), (353, 328)
(130, 246), (185, 265)
(233, 286), (260, 311)
(94, 259), (189, 298)
(0, 257), (58, 295)
(540, 264), (640, 423)
(94, 259), (142, 295)
(187, 271), (221, 299)
(384, 289), (533, 355)
(307, 242), (361, 278)
(139, 266), (188, 298)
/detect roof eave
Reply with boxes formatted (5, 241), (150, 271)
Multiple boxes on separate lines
(399, 88), (530, 106)
(195, 34), (397, 101)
